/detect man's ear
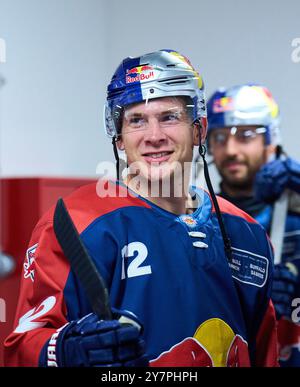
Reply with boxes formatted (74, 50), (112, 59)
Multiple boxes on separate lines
(117, 137), (125, 151)
(193, 121), (207, 146)
(264, 144), (276, 162)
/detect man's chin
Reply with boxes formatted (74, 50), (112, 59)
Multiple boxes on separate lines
(134, 161), (181, 181)
(221, 171), (251, 189)
(129, 161), (187, 196)
(145, 168), (174, 185)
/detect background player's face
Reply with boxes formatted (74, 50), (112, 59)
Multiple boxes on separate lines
(118, 97), (199, 183)
(209, 126), (270, 191)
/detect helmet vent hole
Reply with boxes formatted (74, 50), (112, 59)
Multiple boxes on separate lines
(165, 80), (189, 86)
(159, 76), (189, 86)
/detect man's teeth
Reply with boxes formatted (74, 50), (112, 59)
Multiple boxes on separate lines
(146, 152), (170, 158)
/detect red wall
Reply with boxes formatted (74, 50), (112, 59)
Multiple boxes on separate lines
(0, 177), (95, 366)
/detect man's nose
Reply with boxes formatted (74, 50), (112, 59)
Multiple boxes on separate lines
(144, 119), (168, 144)
(224, 135), (239, 156)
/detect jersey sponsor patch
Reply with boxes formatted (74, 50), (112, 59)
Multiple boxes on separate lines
(228, 247), (268, 287)
(24, 244), (38, 282)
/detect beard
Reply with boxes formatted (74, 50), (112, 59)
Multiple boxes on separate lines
(220, 171), (255, 191)
(214, 142), (269, 195)
(218, 160), (260, 192)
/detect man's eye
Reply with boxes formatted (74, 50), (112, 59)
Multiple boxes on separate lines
(161, 113), (180, 122)
(238, 130), (255, 140)
(214, 133), (227, 143)
(129, 117), (144, 125)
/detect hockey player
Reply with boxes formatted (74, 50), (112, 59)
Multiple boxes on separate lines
(206, 84), (300, 366)
(4, 51), (278, 367)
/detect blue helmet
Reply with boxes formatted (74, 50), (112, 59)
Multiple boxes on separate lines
(104, 49), (207, 138)
(207, 84), (281, 146)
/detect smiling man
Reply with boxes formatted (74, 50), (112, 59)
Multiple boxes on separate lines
(5, 51), (278, 367)
(207, 85), (279, 205)
(210, 124), (269, 197)
(207, 84), (300, 366)
(117, 96), (200, 212)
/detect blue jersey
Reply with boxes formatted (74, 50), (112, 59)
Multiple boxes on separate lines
(256, 205), (300, 367)
(4, 181), (278, 367)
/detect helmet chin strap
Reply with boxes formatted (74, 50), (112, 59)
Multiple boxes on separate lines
(196, 122), (232, 261)
(112, 136), (129, 183)
(112, 137), (120, 181)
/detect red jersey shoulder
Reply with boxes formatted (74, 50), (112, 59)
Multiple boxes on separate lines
(213, 194), (258, 225)
(34, 180), (150, 234)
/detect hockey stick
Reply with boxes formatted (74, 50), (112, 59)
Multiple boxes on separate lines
(270, 191), (289, 265)
(269, 149), (289, 265)
(53, 198), (112, 320)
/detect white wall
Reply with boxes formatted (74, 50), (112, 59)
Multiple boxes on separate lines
(0, 0), (299, 179)
(0, 0), (111, 177)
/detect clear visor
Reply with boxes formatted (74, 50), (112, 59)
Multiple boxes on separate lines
(105, 97), (195, 138)
(208, 125), (266, 147)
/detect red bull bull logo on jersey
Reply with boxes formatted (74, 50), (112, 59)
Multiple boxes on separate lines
(126, 65), (155, 84)
(150, 318), (250, 367)
(278, 318), (300, 363)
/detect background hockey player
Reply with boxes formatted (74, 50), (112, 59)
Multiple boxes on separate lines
(4, 51), (278, 367)
(206, 84), (300, 366)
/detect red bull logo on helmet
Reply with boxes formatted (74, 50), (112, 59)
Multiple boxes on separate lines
(126, 65), (155, 84)
(213, 97), (234, 113)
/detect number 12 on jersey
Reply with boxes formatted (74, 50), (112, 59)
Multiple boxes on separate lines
(121, 242), (152, 279)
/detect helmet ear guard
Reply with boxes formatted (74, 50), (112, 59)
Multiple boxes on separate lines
(104, 102), (124, 139)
